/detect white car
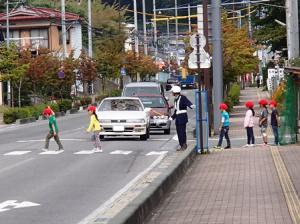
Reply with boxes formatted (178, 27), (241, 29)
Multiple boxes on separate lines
(97, 97), (150, 140)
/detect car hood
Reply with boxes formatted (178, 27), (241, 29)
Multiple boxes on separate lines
(150, 108), (169, 117)
(97, 111), (147, 120)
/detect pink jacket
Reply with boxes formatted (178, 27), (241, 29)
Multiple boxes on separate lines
(244, 109), (254, 128)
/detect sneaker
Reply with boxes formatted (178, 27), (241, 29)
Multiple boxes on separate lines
(250, 144), (255, 147)
(213, 146), (222, 149)
(224, 146), (231, 149)
(243, 144), (250, 148)
(93, 148), (103, 153)
(56, 148), (64, 151)
(41, 148), (48, 152)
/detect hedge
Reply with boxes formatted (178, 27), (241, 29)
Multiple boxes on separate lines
(228, 83), (241, 106)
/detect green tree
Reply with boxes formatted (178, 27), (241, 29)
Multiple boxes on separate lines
(0, 44), (29, 107)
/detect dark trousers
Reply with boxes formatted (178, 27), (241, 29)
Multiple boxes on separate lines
(246, 127), (255, 144)
(45, 132), (63, 149)
(272, 125), (279, 145)
(218, 126), (231, 147)
(257, 81), (260, 88)
(176, 123), (187, 147)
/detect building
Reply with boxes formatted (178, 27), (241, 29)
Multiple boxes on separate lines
(0, 5), (82, 58)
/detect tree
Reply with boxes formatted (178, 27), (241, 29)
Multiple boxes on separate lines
(0, 44), (29, 107)
(222, 15), (258, 88)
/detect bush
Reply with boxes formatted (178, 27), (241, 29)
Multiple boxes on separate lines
(58, 99), (72, 112)
(95, 94), (109, 104)
(79, 96), (92, 106)
(228, 83), (241, 106)
(109, 89), (122, 97)
(3, 109), (18, 124)
(224, 97), (234, 113)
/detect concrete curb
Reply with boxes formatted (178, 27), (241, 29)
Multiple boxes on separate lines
(107, 143), (197, 224)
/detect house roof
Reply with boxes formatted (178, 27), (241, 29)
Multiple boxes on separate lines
(0, 5), (81, 23)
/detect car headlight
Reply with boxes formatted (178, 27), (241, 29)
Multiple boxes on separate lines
(127, 119), (145, 123)
(99, 119), (110, 123)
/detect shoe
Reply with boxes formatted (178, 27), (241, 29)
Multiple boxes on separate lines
(243, 144), (250, 147)
(182, 144), (187, 150)
(213, 146), (222, 149)
(250, 144), (255, 147)
(41, 148), (48, 152)
(176, 147), (183, 151)
(93, 148), (103, 153)
(224, 146), (231, 149)
(56, 148), (64, 151)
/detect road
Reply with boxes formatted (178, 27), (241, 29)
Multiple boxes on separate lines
(0, 90), (196, 224)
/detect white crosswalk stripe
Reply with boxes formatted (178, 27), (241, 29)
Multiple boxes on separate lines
(40, 150), (64, 155)
(4, 151), (31, 156)
(146, 151), (168, 156)
(110, 150), (132, 155)
(74, 150), (95, 155)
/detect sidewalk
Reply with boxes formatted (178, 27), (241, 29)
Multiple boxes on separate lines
(146, 87), (300, 224)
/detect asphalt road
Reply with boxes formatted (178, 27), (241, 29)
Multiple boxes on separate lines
(0, 90), (197, 224)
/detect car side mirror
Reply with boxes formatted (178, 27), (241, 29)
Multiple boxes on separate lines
(144, 108), (151, 113)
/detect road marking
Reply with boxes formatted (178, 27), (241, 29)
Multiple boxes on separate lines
(17, 138), (88, 143)
(4, 151), (31, 156)
(40, 150), (64, 155)
(110, 150), (132, 155)
(149, 138), (170, 141)
(74, 150), (95, 155)
(77, 154), (167, 224)
(0, 200), (40, 213)
(172, 135), (178, 141)
(146, 151), (168, 156)
(270, 146), (300, 223)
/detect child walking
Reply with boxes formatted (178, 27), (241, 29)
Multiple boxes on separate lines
(87, 105), (102, 152)
(244, 101), (255, 147)
(269, 100), (280, 145)
(214, 103), (231, 149)
(258, 99), (269, 146)
(42, 107), (63, 151)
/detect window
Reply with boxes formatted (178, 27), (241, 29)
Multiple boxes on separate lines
(30, 29), (49, 48)
(3, 30), (21, 46)
(58, 27), (70, 45)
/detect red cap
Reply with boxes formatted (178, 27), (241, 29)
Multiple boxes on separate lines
(219, 103), (228, 110)
(87, 105), (96, 112)
(269, 100), (277, 106)
(43, 108), (53, 116)
(245, 101), (254, 108)
(258, 99), (268, 106)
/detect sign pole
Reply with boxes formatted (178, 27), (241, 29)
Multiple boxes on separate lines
(196, 34), (204, 154)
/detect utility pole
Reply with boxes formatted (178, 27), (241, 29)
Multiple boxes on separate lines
(133, 0), (140, 81)
(61, 0), (67, 58)
(167, 18), (170, 72)
(142, 0), (148, 55)
(153, 0), (158, 61)
(88, 0), (92, 58)
(212, 0), (223, 135)
(175, 0), (178, 50)
(286, 0), (299, 59)
(4, 0), (9, 106)
(248, 0), (252, 38)
(188, 3), (191, 33)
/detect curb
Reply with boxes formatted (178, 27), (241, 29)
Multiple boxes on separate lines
(106, 143), (197, 224)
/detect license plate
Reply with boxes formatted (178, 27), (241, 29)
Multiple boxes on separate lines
(113, 126), (124, 132)
(182, 85), (186, 87)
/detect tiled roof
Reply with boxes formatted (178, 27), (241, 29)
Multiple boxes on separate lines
(0, 6), (81, 22)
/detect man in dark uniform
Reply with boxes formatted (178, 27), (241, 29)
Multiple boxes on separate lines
(169, 86), (195, 151)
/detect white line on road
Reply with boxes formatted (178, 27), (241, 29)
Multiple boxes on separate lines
(0, 200), (40, 213)
(40, 150), (64, 155)
(4, 151), (31, 156)
(77, 153), (167, 224)
(146, 151), (168, 156)
(110, 150), (132, 155)
(17, 138), (89, 143)
(74, 150), (95, 155)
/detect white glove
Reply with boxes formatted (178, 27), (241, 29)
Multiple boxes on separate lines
(169, 117), (173, 121)
(190, 105), (196, 109)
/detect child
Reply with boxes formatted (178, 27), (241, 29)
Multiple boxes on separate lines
(244, 101), (255, 147)
(269, 100), (280, 145)
(214, 103), (231, 149)
(86, 105), (102, 152)
(258, 99), (269, 145)
(42, 107), (63, 151)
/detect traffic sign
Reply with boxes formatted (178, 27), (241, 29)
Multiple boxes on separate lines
(120, 67), (126, 76)
(190, 34), (206, 48)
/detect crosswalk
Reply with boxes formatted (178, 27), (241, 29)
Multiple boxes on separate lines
(1, 150), (169, 157)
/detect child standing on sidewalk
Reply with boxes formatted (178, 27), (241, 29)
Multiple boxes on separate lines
(86, 105), (102, 153)
(258, 99), (269, 145)
(269, 100), (280, 145)
(244, 101), (255, 147)
(42, 107), (63, 151)
(214, 103), (231, 149)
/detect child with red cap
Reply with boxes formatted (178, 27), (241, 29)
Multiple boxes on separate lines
(258, 99), (269, 145)
(244, 101), (255, 147)
(270, 100), (280, 145)
(42, 107), (63, 151)
(87, 105), (102, 152)
(214, 103), (231, 149)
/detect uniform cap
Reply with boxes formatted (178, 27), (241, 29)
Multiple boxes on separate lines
(219, 103), (228, 110)
(43, 108), (53, 116)
(269, 100), (277, 106)
(87, 105), (96, 112)
(258, 99), (268, 106)
(171, 85), (181, 93)
(245, 101), (254, 108)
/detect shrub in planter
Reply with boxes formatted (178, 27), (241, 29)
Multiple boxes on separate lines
(16, 108), (31, 119)
(224, 97), (234, 113)
(3, 109), (18, 124)
(228, 83), (241, 106)
(79, 96), (92, 106)
(58, 99), (72, 112)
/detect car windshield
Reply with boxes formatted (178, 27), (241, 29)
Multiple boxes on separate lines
(139, 97), (166, 108)
(98, 99), (143, 111)
(123, 87), (160, 96)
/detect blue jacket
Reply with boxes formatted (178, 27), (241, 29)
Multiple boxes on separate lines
(171, 95), (193, 125)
